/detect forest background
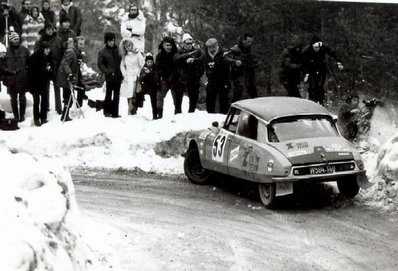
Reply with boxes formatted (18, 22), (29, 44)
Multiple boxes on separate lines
(14, 0), (398, 106)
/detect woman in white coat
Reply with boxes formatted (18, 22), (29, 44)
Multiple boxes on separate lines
(119, 39), (144, 114)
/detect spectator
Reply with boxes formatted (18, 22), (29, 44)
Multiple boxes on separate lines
(56, 36), (85, 121)
(59, 0), (82, 36)
(138, 53), (158, 120)
(338, 93), (360, 141)
(4, 31), (30, 122)
(40, 0), (56, 26)
(27, 41), (54, 126)
(0, 2), (23, 41)
(119, 38), (144, 115)
(21, 5), (45, 53)
(19, 0), (31, 21)
(56, 16), (77, 58)
(97, 32), (123, 118)
(154, 36), (178, 118)
(278, 34), (303, 98)
(226, 33), (258, 102)
(120, 3), (146, 53)
(201, 38), (232, 114)
(301, 34), (344, 105)
(35, 22), (63, 114)
(0, 41), (14, 119)
(174, 33), (204, 113)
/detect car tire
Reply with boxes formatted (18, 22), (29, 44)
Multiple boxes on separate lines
(258, 183), (276, 208)
(337, 177), (360, 198)
(184, 148), (212, 185)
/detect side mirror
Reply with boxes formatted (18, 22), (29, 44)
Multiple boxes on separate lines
(212, 121), (219, 128)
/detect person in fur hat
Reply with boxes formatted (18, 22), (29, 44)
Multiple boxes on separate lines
(97, 32), (123, 118)
(120, 3), (146, 53)
(301, 34), (344, 104)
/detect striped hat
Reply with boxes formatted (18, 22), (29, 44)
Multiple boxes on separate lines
(9, 31), (19, 42)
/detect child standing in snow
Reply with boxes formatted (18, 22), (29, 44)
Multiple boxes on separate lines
(138, 53), (158, 119)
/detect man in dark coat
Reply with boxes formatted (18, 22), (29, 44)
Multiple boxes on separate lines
(279, 34), (303, 98)
(173, 33), (204, 113)
(97, 32), (123, 118)
(59, 0), (82, 36)
(27, 41), (54, 126)
(19, 0), (31, 21)
(301, 34), (344, 104)
(41, 0), (56, 26)
(4, 31), (30, 122)
(226, 33), (258, 102)
(35, 22), (63, 113)
(155, 36), (178, 119)
(56, 35), (85, 121)
(201, 38), (232, 114)
(56, 16), (77, 58)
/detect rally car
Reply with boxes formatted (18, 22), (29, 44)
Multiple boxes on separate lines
(183, 97), (367, 208)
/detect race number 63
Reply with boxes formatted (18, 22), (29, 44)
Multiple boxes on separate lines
(212, 134), (227, 162)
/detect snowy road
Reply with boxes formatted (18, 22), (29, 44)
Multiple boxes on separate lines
(73, 169), (398, 271)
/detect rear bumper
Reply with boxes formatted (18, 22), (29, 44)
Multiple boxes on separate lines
(272, 170), (367, 183)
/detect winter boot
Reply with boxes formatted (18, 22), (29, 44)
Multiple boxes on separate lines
(34, 119), (41, 127)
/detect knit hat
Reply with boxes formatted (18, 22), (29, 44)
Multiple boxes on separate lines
(145, 53), (153, 62)
(205, 38), (217, 47)
(104, 32), (115, 43)
(0, 42), (6, 53)
(182, 33), (193, 43)
(9, 31), (19, 42)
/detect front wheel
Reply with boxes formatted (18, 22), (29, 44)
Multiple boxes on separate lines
(258, 183), (276, 208)
(337, 177), (360, 198)
(184, 148), (212, 184)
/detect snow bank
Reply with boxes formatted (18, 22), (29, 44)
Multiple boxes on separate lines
(0, 149), (96, 270)
(361, 132), (398, 212)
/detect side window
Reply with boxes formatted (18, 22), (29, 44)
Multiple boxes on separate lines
(237, 112), (258, 140)
(224, 108), (241, 133)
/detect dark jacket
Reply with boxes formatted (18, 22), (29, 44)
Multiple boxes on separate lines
(4, 44), (31, 93)
(155, 37), (178, 83)
(56, 27), (77, 59)
(226, 40), (256, 78)
(97, 45), (123, 83)
(56, 46), (81, 88)
(27, 50), (54, 94)
(138, 63), (157, 94)
(41, 8), (56, 26)
(301, 43), (340, 75)
(279, 44), (302, 82)
(35, 31), (63, 73)
(201, 48), (231, 85)
(174, 46), (204, 84)
(59, 5), (82, 35)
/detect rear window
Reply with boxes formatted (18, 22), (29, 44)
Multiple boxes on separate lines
(268, 116), (338, 142)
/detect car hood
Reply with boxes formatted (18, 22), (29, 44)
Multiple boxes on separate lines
(271, 137), (354, 166)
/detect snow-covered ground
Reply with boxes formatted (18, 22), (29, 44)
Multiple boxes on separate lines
(1, 85), (397, 269)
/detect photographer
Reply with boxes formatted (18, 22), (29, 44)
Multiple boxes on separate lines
(56, 36), (85, 121)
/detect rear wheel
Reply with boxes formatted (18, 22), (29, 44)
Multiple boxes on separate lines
(184, 148), (212, 184)
(337, 177), (360, 198)
(258, 183), (276, 208)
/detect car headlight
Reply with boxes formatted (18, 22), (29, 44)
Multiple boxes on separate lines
(356, 161), (364, 170)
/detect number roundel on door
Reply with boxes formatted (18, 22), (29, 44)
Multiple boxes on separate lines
(212, 134), (227, 162)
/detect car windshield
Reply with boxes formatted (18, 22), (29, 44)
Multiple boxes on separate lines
(268, 116), (338, 142)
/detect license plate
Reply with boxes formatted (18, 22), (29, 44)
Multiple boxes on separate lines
(309, 165), (336, 175)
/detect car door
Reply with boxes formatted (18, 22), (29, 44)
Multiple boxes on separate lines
(202, 108), (240, 174)
(227, 111), (257, 180)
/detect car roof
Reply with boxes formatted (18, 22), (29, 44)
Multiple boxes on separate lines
(232, 97), (332, 122)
